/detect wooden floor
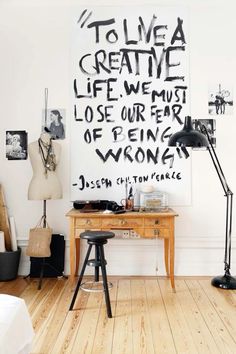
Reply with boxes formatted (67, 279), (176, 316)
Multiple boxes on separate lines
(1, 276), (236, 353)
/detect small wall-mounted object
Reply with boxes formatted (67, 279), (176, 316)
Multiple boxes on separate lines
(139, 191), (168, 212)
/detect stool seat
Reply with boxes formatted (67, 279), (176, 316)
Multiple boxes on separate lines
(80, 231), (115, 241)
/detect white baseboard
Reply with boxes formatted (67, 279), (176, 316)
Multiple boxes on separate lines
(17, 237), (236, 277)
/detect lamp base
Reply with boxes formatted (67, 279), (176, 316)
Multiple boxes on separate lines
(211, 273), (236, 289)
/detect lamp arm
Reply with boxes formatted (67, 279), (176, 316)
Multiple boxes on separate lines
(200, 124), (233, 273)
(200, 124), (232, 195)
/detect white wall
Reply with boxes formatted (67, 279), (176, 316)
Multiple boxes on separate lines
(0, 0), (236, 276)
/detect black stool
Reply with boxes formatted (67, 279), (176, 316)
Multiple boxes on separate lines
(69, 230), (115, 318)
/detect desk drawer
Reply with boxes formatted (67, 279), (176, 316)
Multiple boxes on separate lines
(75, 218), (101, 228)
(144, 217), (170, 228)
(102, 217), (143, 229)
(144, 228), (169, 239)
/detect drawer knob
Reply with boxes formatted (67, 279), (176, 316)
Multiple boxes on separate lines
(86, 220), (91, 225)
(155, 220), (159, 225)
(121, 220), (126, 226)
(154, 229), (159, 236)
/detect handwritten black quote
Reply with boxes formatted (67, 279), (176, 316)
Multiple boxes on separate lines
(71, 8), (190, 198)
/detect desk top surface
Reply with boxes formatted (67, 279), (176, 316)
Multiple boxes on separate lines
(66, 208), (178, 218)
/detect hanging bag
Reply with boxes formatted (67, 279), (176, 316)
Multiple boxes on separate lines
(26, 217), (52, 258)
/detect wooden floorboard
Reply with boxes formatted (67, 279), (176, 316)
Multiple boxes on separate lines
(112, 279), (132, 354)
(186, 280), (236, 354)
(1, 276), (236, 354)
(145, 279), (176, 354)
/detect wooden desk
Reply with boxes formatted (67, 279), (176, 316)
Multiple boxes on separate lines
(66, 208), (178, 290)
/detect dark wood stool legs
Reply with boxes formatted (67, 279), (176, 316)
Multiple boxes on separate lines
(94, 245), (99, 282)
(98, 244), (112, 318)
(69, 242), (113, 317)
(69, 244), (92, 311)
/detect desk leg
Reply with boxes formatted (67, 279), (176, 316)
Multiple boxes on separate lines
(169, 220), (175, 292)
(164, 238), (170, 276)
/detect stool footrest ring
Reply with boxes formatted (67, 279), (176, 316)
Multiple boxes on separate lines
(80, 280), (113, 293)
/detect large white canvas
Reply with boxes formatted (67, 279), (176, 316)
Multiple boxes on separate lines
(70, 6), (191, 206)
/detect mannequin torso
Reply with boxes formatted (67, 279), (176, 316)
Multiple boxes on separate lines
(28, 133), (62, 200)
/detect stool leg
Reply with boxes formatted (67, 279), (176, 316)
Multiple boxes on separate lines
(98, 245), (112, 318)
(69, 244), (92, 311)
(94, 245), (99, 282)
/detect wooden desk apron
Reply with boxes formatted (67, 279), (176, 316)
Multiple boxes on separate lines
(66, 208), (178, 290)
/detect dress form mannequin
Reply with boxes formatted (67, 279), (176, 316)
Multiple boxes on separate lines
(28, 132), (62, 200)
(26, 132), (66, 290)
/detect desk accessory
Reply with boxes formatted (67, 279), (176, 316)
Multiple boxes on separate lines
(73, 200), (122, 212)
(139, 191), (168, 212)
(168, 116), (235, 289)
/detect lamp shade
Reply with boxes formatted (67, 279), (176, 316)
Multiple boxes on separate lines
(168, 116), (209, 148)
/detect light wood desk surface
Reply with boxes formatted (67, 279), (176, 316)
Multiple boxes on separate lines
(66, 208), (178, 290)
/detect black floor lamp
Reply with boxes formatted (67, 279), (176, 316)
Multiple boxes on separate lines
(168, 116), (235, 289)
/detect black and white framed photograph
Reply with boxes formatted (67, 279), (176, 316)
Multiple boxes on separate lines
(6, 130), (28, 160)
(193, 119), (216, 147)
(42, 108), (66, 140)
(208, 83), (233, 115)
